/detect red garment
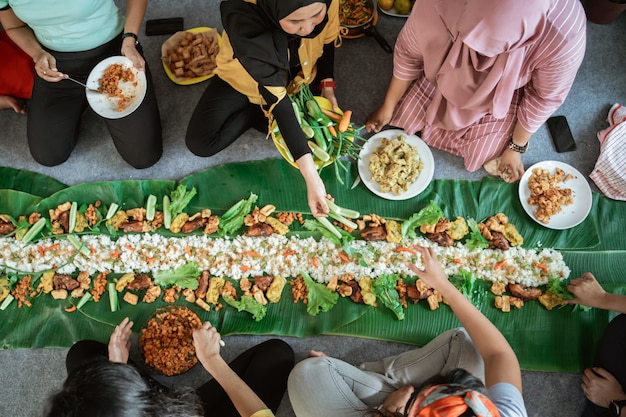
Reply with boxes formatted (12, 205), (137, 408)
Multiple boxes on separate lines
(0, 30), (34, 99)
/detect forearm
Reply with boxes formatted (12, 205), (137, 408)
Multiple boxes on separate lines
(437, 281), (522, 390)
(0, 12), (44, 61)
(123, 0), (147, 35)
(296, 154), (319, 185)
(382, 76), (413, 110)
(511, 122), (532, 148)
(200, 356), (268, 416)
(589, 292), (626, 314)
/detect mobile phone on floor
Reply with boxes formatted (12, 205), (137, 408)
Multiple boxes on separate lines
(145, 17), (184, 36)
(546, 115), (577, 153)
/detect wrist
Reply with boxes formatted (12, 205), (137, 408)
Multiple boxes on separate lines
(121, 32), (139, 46)
(507, 137), (528, 154)
(318, 79), (336, 90)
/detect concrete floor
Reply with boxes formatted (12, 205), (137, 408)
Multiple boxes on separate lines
(1, 1), (625, 416)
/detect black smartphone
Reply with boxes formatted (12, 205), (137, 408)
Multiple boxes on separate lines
(546, 115), (577, 153)
(145, 17), (184, 36)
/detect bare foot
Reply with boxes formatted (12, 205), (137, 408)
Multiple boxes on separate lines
(0, 95), (27, 114)
(309, 350), (327, 357)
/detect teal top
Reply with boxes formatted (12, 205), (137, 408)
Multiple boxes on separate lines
(0, 0), (124, 52)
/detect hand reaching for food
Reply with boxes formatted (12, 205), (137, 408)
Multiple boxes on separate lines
(108, 317), (134, 363)
(193, 321), (224, 363)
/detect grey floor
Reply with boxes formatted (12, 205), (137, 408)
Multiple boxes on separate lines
(1, 1), (624, 416)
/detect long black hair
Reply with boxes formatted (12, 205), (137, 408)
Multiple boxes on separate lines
(43, 360), (204, 417)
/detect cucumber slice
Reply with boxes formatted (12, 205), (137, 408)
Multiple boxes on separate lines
(326, 199), (360, 219)
(105, 203), (119, 220)
(21, 218), (46, 243)
(146, 194), (157, 221)
(328, 212), (358, 230)
(108, 282), (118, 312)
(308, 141), (330, 162)
(315, 216), (342, 239)
(76, 292), (92, 309)
(163, 196), (171, 229)
(0, 294), (14, 311)
(67, 234), (90, 257)
(68, 201), (78, 233)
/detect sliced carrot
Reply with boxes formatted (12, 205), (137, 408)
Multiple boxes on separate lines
(240, 265), (250, 271)
(90, 244), (96, 254)
(65, 305), (77, 313)
(338, 109), (352, 133)
(283, 250), (296, 257)
(327, 125), (337, 138)
(146, 257), (158, 263)
(186, 244), (192, 257)
(453, 258), (463, 264)
(245, 250), (262, 258)
(339, 251), (350, 263)
(124, 243), (134, 251)
(110, 249), (119, 259)
(321, 108), (342, 122)
(494, 259), (507, 270)
(312, 257), (319, 268)
(396, 247), (417, 255)
(535, 262), (549, 273)
(44, 243), (60, 252)
(37, 246), (44, 257)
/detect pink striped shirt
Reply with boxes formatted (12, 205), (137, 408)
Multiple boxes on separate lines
(389, 0), (586, 170)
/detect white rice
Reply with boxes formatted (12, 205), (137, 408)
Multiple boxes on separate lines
(0, 233), (569, 287)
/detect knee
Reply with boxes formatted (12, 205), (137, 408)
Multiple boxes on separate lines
(261, 339), (296, 366)
(185, 130), (217, 157)
(126, 148), (162, 169)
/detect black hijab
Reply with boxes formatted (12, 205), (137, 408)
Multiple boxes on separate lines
(220, 0), (331, 88)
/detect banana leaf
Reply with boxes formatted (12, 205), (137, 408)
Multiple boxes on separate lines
(0, 167), (67, 197)
(1, 161), (625, 373)
(0, 189), (42, 219)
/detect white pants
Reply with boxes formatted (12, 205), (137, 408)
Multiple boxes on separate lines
(287, 328), (484, 417)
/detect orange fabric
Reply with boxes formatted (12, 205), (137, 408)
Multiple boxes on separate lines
(0, 30), (34, 99)
(409, 384), (501, 417)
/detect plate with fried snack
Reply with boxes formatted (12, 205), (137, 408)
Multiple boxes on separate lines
(139, 305), (203, 376)
(519, 160), (592, 230)
(358, 128), (434, 200)
(86, 55), (147, 119)
(162, 27), (221, 85)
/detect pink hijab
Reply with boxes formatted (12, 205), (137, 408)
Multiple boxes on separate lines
(417, 0), (552, 130)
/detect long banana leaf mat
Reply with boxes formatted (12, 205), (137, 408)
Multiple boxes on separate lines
(0, 160), (624, 373)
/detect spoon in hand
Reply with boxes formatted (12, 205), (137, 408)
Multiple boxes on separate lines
(66, 76), (100, 93)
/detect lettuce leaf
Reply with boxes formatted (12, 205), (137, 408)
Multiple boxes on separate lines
(300, 270), (338, 316)
(449, 269), (486, 305)
(372, 274), (405, 320)
(465, 218), (489, 250)
(218, 193), (258, 236)
(169, 185), (197, 218)
(153, 262), (201, 289)
(401, 201), (444, 239)
(222, 293), (267, 321)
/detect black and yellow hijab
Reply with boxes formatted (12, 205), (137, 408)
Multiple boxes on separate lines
(220, 0), (332, 88)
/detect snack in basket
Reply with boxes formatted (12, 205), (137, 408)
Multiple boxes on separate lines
(97, 63), (136, 112)
(163, 30), (219, 80)
(369, 135), (423, 195)
(139, 306), (202, 376)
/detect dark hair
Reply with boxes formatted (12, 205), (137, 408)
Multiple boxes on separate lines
(43, 360), (204, 417)
(373, 368), (487, 417)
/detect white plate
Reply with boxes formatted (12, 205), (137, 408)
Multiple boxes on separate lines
(357, 129), (434, 200)
(86, 56), (147, 119)
(518, 161), (592, 230)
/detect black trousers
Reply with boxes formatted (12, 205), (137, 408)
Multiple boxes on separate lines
(66, 338), (295, 417)
(27, 34), (162, 168)
(582, 314), (626, 417)
(185, 76), (267, 157)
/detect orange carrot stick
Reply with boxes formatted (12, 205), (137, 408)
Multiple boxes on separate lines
(245, 251), (262, 258)
(110, 249), (119, 259)
(396, 247), (417, 255)
(494, 259), (507, 270)
(321, 108), (343, 122)
(535, 262), (549, 273)
(65, 305), (77, 313)
(339, 251), (350, 263)
(283, 250), (296, 256)
(312, 257), (319, 268)
(338, 109), (352, 132)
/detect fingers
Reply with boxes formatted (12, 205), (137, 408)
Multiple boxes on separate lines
(309, 349), (327, 357)
(197, 321), (226, 346)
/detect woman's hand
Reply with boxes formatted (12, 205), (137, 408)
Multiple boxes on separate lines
(365, 104), (394, 133)
(565, 272), (606, 309)
(320, 86), (338, 110)
(34, 51), (65, 82)
(193, 321), (223, 364)
(582, 367), (626, 408)
(498, 148), (525, 183)
(108, 317), (134, 363)
(121, 37), (145, 71)
(406, 246), (449, 291)
(296, 154), (330, 216)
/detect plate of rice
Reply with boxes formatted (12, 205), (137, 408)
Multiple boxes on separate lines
(358, 129), (434, 200)
(139, 305), (203, 376)
(86, 56), (146, 119)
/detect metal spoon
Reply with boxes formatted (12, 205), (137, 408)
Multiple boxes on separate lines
(66, 76), (99, 93)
